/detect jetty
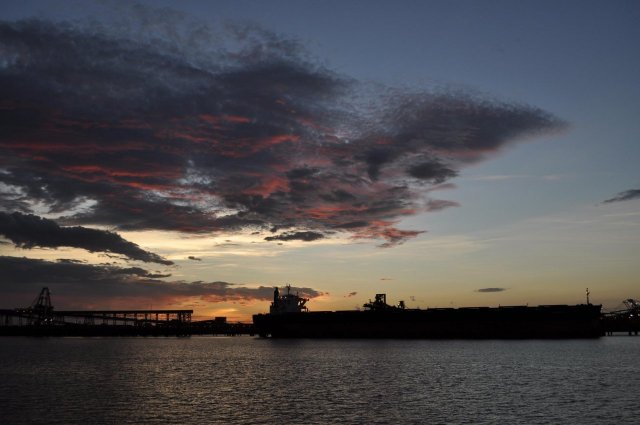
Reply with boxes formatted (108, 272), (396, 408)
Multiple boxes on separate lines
(0, 288), (253, 336)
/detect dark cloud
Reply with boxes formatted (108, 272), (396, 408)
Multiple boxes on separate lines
(265, 231), (325, 242)
(345, 292), (357, 297)
(426, 199), (460, 212)
(476, 287), (508, 293)
(0, 256), (322, 309)
(320, 190), (357, 203)
(0, 15), (565, 247)
(187, 256), (202, 261)
(0, 212), (172, 265)
(377, 229), (426, 248)
(56, 258), (86, 264)
(603, 189), (640, 204)
(407, 160), (458, 183)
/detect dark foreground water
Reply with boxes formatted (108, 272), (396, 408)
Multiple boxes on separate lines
(1, 336), (638, 424)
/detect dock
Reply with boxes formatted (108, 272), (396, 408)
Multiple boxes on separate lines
(0, 288), (254, 337)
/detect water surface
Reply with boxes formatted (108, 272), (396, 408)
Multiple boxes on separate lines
(1, 336), (638, 424)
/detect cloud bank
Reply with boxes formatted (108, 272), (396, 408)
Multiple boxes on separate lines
(0, 256), (322, 309)
(0, 16), (565, 247)
(0, 212), (172, 264)
(603, 189), (640, 204)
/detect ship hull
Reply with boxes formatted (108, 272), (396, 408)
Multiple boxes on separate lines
(253, 305), (603, 339)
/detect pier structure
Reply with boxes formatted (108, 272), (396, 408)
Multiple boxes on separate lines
(602, 299), (640, 336)
(0, 287), (255, 336)
(1, 308), (193, 325)
(0, 287), (193, 336)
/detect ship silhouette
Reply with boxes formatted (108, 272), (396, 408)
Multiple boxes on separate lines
(253, 286), (603, 339)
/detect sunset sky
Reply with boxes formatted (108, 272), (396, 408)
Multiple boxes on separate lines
(1, 0), (638, 321)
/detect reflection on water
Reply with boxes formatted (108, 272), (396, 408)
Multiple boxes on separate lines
(1, 337), (638, 424)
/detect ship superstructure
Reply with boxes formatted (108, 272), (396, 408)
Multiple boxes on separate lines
(269, 285), (308, 314)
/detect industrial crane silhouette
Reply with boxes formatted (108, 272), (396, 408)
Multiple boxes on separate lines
(602, 298), (640, 335)
(27, 287), (54, 325)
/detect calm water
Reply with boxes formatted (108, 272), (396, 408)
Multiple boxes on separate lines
(1, 336), (638, 424)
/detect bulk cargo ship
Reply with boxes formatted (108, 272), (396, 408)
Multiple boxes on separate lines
(252, 286), (603, 339)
